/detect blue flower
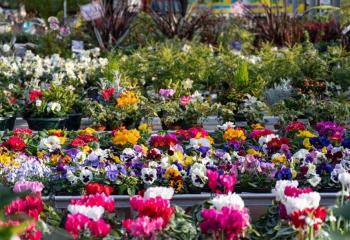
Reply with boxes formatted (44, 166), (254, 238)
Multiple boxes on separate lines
(342, 138), (350, 148)
(274, 168), (292, 180)
(310, 136), (330, 149)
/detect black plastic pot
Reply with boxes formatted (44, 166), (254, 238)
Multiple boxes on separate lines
(26, 117), (67, 131)
(0, 116), (16, 131)
(65, 113), (83, 131)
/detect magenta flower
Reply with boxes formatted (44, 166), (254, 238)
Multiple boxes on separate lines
(219, 175), (236, 193)
(13, 181), (44, 194)
(179, 96), (191, 106)
(159, 89), (176, 98)
(122, 216), (163, 237)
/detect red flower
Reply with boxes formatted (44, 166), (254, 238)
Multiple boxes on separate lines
(285, 121), (305, 133)
(249, 128), (274, 140)
(65, 213), (90, 239)
(87, 219), (111, 238)
(3, 136), (27, 151)
(102, 88), (115, 101)
(29, 90), (43, 102)
(291, 207), (327, 231)
(70, 138), (86, 147)
(85, 183), (113, 196)
(13, 128), (33, 136)
(5, 196), (44, 220)
(284, 186), (313, 197)
(130, 196), (174, 228)
(267, 137), (289, 151)
(78, 134), (98, 143)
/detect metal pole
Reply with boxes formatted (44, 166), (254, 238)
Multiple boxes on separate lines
(63, 0), (67, 23)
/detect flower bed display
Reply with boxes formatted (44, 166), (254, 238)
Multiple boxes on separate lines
(0, 121), (349, 196)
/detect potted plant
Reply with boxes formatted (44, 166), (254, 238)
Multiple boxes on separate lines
(0, 86), (19, 131)
(85, 79), (148, 130)
(23, 84), (75, 130)
(154, 89), (213, 130)
(65, 99), (84, 131)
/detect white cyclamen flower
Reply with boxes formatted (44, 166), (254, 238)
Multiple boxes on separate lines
(67, 205), (104, 221)
(338, 172), (350, 187)
(210, 192), (245, 211)
(38, 136), (61, 152)
(144, 186), (174, 200)
(141, 168), (157, 185)
(272, 180), (299, 202)
(284, 192), (321, 215)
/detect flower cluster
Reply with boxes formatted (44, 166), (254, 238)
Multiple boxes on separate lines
(112, 128), (141, 145)
(64, 183), (114, 239)
(200, 193), (250, 240)
(122, 187), (175, 238)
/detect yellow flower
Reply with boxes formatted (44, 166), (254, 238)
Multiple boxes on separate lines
(116, 91), (139, 108)
(321, 147), (327, 154)
(183, 156), (193, 167)
(140, 144), (148, 155)
(78, 128), (96, 135)
(303, 138), (314, 150)
(83, 146), (92, 154)
(168, 178), (183, 193)
(297, 130), (316, 138)
(138, 123), (152, 132)
(291, 169), (297, 178)
(0, 152), (12, 167)
(37, 151), (45, 159)
(169, 151), (184, 164)
(50, 154), (61, 166)
(206, 136), (214, 144)
(247, 148), (263, 157)
(165, 167), (181, 179)
(251, 123), (264, 129)
(59, 137), (66, 145)
(48, 129), (64, 136)
(223, 128), (246, 141)
(271, 154), (289, 166)
(112, 155), (121, 163)
(112, 128), (141, 145)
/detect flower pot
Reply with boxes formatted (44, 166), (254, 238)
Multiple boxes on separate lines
(105, 117), (141, 131)
(26, 117), (67, 131)
(0, 116), (16, 131)
(161, 120), (201, 131)
(65, 113), (83, 131)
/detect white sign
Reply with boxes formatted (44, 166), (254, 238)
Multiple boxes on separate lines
(80, 2), (103, 21)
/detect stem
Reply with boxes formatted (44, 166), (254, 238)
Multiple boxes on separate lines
(308, 225), (314, 240)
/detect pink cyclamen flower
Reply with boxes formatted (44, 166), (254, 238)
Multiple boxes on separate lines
(13, 181), (44, 194)
(219, 175), (236, 193)
(65, 213), (90, 239)
(122, 216), (163, 237)
(207, 170), (220, 193)
(179, 96), (191, 106)
(159, 89), (175, 98)
(87, 219), (111, 238)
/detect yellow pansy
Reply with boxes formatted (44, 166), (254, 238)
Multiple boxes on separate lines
(297, 130), (316, 138)
(303, 138), (313, 150)
(112, 155), (121, 163)
(321, 147), (328, 154)
(0, 153), (12, 167)
(50, 154), (61, 166)
(205, 136), (214, 144)
(291, 169), (297, 178)
(112, 129), (141, 145)
(165, 167), (181, 179)
(83, 146), (92, 154)
(183, 156), (193, 167)
(247, 148), (263, 157)
(271, 154), (289, 166)
(59, 137), (67, 145)
(78, 127), (96, 135)
(37, 151), (45, 159)
(251, 123), (264, 129)
(169, 151), (184, 164)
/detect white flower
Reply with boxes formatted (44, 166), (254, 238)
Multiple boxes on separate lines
(2, 44), (10, 53)
(189, 138), (211, 149)
(200, 156), (214, 166)
(47, 101), (61, 113)
(284, 192), (321, 215)
(338, 172), (350, 187)
(182, 78), (193, 90)
(38, 136), (61, 152)
(308, 174), (321, 187)
(35, 99), (42, 107)
(160, 156), (170, 169)
(67, 205), (104, 221)
(273, 180), (298, 201)
(210, 192), (245, 211)
(148, 161), (160, 169)
(144, 187), (174, 200)
(258, 134), (278, 146)
(190, 163), (207, 188)
(66, 170), (78, 185)
(141, 168), (157, 185)
(181, 44), (191, 53)
(217, 122), (235, 131)
(292, 149), (309, 161)
(79, 168), (93, 184)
